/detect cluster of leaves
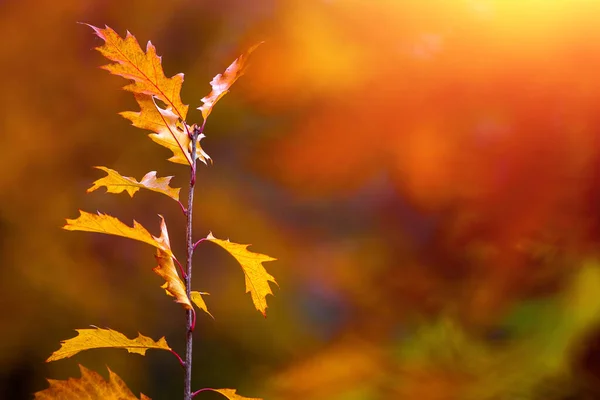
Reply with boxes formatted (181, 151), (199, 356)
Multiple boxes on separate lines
(35, 24), (275, 399)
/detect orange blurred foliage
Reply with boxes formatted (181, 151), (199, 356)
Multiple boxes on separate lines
(5, 0), (600, 398)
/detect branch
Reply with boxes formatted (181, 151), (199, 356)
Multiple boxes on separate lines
(183, 124), (201, 400)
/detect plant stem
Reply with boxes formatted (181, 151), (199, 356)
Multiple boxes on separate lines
(184, 124), (201, 400)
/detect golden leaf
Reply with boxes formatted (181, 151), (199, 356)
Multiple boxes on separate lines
(191, 291), (213, 318)
(198, 43), (262, 121)
(210, 388), (261, 400)
(46, 328), (171, 362)
(121, 93), (210, 165)
(35, 365), (150, 399)
(87, 24), (188, 121)
(87, 166), (180, 201)
(63, 211), (174, 258)
(153, 248), (192, 309)
(206, 233), (277, 317)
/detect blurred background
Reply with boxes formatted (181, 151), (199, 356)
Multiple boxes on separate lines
(3, 0), (600, 399)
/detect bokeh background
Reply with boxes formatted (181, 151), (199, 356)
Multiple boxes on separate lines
(4, 0), (600, 399)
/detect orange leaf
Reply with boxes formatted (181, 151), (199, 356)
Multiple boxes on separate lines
(153, 248), (192, 309)
(191, 291), (213, 318)
(46, 328), (171, 362)
(87, 166), (180, 201)
(87, 24), (188, 121)
(198, 43), (262, 121)
(153, 250), (214, 318)
(209, 388), (261, 400)
(121, 93), (210, 165)
(35, 365), (150, 399)
(63, 211), (173, 257)
(206, 233), (277, 317)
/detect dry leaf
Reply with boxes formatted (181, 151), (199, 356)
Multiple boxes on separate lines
(153, 248), (192, 309)
(35, 364), (150, 399)
(87, 166), (180, 201)
(63, 211), (173, 258)
(46, 328), (171, 362)
(206, 233), (276, 317)
(152, 249), (214, 318)
(191, 291), (213, 318)
(198, 43), (262, 121)
(87, 24), (188, 121)
(121, 93), (210, 165)
(210, 388), (261, 400)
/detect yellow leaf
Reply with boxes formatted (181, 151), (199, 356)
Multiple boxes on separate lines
(210, 388), (261, 400)
(206, 233), (277, 317)
(121, 93), (210, 165)
(63, 211), (174, 258)
(87, 166), (180, 201)
(46, 328), (171, 362)
(87, 24), (188, 121)
(198, 43), (262, 121)
(153, 248), (192, 309)
(191, 291), (214, 318)
(35, 365), (150, 399)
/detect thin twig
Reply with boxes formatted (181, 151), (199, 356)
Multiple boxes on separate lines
(184, 124), (201, 400)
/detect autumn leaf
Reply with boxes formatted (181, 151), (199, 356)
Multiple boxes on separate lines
(153, 248), (192, 309)
(191, 291), (213, 318)
(206, 233), (276, 316)
(87, 166), (180, 201)
(46, 328), (171, 362)
(63, 211), (173, 258)
(87, 24), (188, 121)
(198, 43), (262, 121)
(121, 93), (210, 165)
(209, 388), (261, 400)
(35, 365), (150, 400)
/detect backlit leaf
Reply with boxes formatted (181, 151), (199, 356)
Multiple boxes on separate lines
(198, 43), (262, 121)
(35, 365), (150, 399)
(191, 291), (213, 318)
(63, 211), (174, 258)
(153, 248), (192, 309)
(206, 232), (276, 317)
(87, 24), (188, 121)
(87, 166), (180, 201)
(121, 93), (210, 165)
(46, 328), (171, 362)
(210, 388), (261, 400)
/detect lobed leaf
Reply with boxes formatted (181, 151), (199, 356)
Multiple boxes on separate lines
(198, 43), (262, 121)
(35, 365), (150, 399)
(191, 291), (213, 318)
(121, 93), (210, 165)
(153, 248), (192, 309)
(63, 211), (174, 258)
(206, 233), (277, 317)
(87, 166), (180, 201)
(210, 388), (261, 400)
(87, 24), (188, 121)
(46, 328), (171, 362)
